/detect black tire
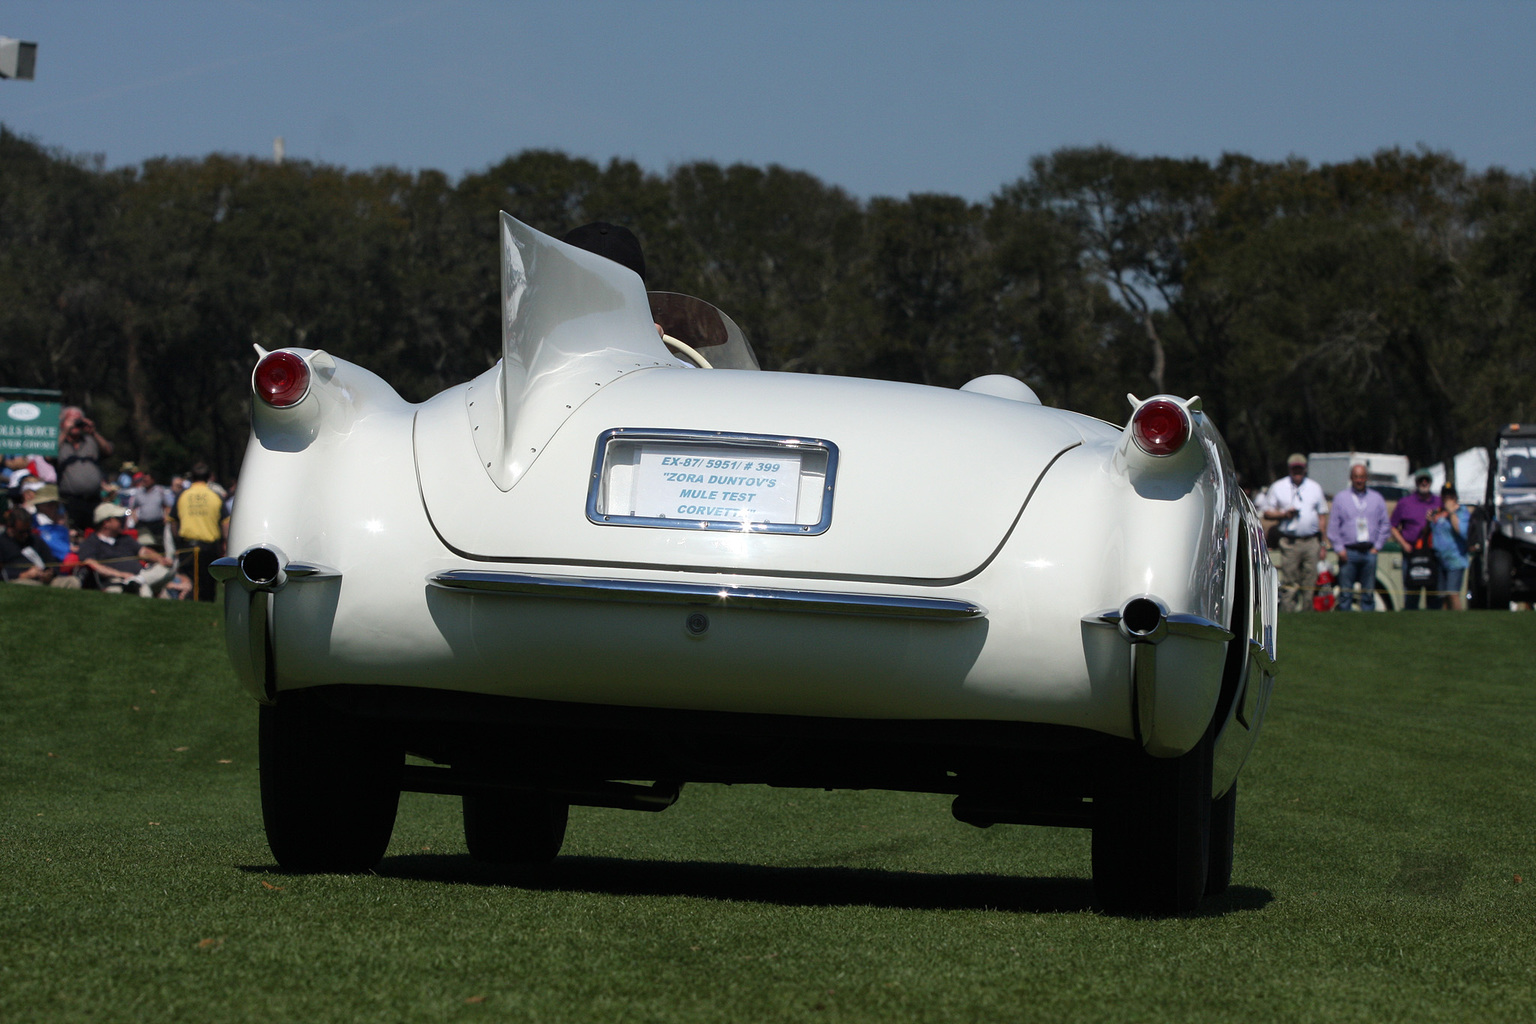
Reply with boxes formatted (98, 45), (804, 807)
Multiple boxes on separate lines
(1092, 731), (1213, 916)
(259, 689), (402, 873)
(1205, 782), (1237, 896)
(463, 791), (569, 864)
(1487, 546), (1514, 610)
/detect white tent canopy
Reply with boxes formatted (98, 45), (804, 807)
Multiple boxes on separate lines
(1421, 447), (1489, 505)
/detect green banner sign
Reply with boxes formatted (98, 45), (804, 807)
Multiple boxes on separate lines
(1, 397), (62, 456)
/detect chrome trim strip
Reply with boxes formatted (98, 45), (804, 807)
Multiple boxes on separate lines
(428, 570), (985, 620)
(285, 562), (341, 580)
(1167, 613), (1234, 643)
(209, 556), (240, 582)
(585, 427), (838, 535)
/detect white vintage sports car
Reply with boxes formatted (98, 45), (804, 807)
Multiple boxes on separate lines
(215, 212), (1278, 915)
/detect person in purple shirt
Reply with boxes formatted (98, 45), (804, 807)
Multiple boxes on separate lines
(1328, 463), (1393, 611)
(1391, 470), (1443, 610)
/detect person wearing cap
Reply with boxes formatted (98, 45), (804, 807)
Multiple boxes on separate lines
(1327, 463), (1392, 611)
(77, 503), (175, 597)
(0, 507), (81, 588)
(14, 475), (44, 512)
(1391, 471), (1443, 610)
(1259, 453), (1330, 613)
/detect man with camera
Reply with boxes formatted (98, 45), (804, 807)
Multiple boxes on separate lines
(56, 406), (113, 531)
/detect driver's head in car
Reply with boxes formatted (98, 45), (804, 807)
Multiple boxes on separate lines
(562, 222), (665, 343)
(562, 222), (647, 282)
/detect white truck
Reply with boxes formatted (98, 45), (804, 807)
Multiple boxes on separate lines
(1306, 452), (1411, 500)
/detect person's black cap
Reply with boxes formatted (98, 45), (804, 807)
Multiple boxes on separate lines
(561, 222), (646, 283)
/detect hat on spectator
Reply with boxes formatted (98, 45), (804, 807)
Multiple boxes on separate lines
(121, 461), (138, 472)
(93, 502), (129, 524)
(33, 483), (60, 504)
(1414, 469), (1433, 481)
(21, 478), (44, 494)
(1287, 453), (1307, 467)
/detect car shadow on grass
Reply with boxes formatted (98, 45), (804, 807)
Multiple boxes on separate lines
(275, 854), (1271, 916)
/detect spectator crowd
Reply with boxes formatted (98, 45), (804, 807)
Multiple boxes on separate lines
(2, 407), (233, 602)
(1257, 454), (1480, 613)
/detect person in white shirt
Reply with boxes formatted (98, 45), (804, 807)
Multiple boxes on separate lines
(1260, 453), (1331, 612)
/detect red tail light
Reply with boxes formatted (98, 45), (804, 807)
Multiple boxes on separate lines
(253, 351), (310, 408)
(1131, 399), (1189, 457)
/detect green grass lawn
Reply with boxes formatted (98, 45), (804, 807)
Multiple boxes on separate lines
(2, 586), (1532, 1023)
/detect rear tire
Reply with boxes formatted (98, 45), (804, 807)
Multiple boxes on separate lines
(1205, 782), (1237, 896)
(1487, 547), (1514, 610)
(259, 689), (402, 873)
(1092, 731), (1213, 916)
(463, 791), (569, 864)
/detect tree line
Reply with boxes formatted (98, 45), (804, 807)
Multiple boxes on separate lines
(3, 124), (1533, 488)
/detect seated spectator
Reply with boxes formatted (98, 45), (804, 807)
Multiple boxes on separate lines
(62, 528), (81, 575)
(78, 503), (175, 597)
(27, 482), (64, 524)
(137, 530), (192, 599)
(27, 483), (72, 565)
(1, 508), (81, 588)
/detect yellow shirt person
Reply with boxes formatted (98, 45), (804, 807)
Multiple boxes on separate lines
(170, 465), (228, 603)
(173, 481), (225, 543)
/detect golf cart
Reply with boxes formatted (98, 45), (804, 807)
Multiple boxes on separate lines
(1469, 423), (1536, 609)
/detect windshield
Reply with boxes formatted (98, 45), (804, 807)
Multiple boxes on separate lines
(648, 292), (760, 371)
(1496, 444), (1536, 509)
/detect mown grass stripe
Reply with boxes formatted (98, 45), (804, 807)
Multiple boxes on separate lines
(1, 587), (1531, 1022)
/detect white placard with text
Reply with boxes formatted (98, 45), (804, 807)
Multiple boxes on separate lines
(627, 446), (802, 523)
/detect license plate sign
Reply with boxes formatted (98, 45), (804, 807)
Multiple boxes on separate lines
(588, 429), (837, 534)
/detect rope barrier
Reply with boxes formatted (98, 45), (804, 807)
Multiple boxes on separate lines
(1291, 583), (1469, 599)
(7, 534), (221, 600)
(15, 542), (208, 574)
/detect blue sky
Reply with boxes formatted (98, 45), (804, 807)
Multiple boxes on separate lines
(2, 1), (1532, 201)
